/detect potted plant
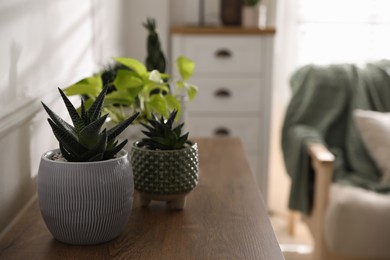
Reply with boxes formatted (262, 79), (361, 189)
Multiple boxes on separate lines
(143, 17), (166, 73)
(63, 55), (196, 124)
(131, 110), (199, 210)
(63, 19), (197, 125)
(38, 86), (139, 245)
(242, 0), (266, 28)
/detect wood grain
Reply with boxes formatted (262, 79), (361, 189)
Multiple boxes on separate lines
(170, 26), (276, 35)
(0, 137), (283, 260)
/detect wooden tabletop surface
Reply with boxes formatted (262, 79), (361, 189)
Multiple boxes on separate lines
(0, 137), (283, 260)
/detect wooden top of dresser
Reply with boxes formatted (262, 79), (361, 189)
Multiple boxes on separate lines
(171, 26), (276, 35)
(0, 137), (283, 260)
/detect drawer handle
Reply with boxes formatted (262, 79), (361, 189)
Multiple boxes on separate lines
(214, 89), (232, 98)
(214, 127), (230, 136)
(215, 49), (232, 58)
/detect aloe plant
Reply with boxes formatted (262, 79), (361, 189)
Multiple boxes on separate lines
(138, 110), (189, 150)
(41, 86), (139, 162)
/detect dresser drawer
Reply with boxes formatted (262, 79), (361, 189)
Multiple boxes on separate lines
(188, 115), (261, 152)
(181, 36), (263, 74)
(189, 76), (263, 113)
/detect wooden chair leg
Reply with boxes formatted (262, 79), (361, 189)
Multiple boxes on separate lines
(288, 211), (298, 236)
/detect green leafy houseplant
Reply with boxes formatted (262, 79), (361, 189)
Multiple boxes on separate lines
(41, 86), (139, 162)
(131, 110), (199, 209)
(63, 55), (196, 124)
(63, 19), (197, 125)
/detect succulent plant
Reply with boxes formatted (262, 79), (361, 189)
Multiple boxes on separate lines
(143, 17), (166, 73)
(138, 110), (190, 150)
(41, 86), (139, 162)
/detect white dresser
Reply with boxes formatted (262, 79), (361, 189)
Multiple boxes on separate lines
(171, 26), (275, 201)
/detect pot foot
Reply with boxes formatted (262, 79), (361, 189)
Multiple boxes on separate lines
(168, 196), (186, 210)
(138, 192), (189, 210)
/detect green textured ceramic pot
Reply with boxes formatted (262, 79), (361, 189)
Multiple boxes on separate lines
(130, 141), (199, 209)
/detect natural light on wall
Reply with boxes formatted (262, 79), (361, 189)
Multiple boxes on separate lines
(296, 0), (390, 65)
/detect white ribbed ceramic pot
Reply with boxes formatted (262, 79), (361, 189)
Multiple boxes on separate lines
(37, 149), (133, 245)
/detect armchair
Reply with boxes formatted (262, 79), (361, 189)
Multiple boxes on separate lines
(282, 61), (390, 260)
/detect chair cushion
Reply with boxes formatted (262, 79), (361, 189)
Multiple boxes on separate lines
(325, 183), (390, 258)
(353, 109), (390, 184)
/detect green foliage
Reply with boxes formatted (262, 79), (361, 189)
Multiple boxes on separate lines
(42, 86), (139, 162)
(175, 56), (198, 102)
(62, 19), (197, 125)
(244, 0), (260, 6)
(138, 110), (189, 150)
(63, 55), (197, 124)
(143, 17), (166, 73)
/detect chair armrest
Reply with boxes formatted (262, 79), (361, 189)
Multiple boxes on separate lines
(306, 143), (335, 219)
(308, 143), (335, 163)
(303, 143), (335, 259)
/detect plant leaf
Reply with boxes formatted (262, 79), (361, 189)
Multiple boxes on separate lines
(63, 75), (102, 96)
(148, 94), (168, 117)
(78, 114), (108, 148)
(82, 129), (107, 161)
(178, 132), (189, 147)
(164, 94), (182, 120)
(104, 139), (128, 160)
(186, 83), (198, 101)
(113, 57), (147, 76)
(105, 91), (135, 106)
(58, 88), (85, 133)
(114, 70), (144, 91)
(41, 101), (77, 138)
(86, 153), (104, 162)
(176, 55), (195, 81)
(173, 123), (184, 137)
(107, 112), (139, 142)
(47, 119), (88, 155)
(143, 81), (169, 94)
(59, 143), (79, 162)
(166, 110), (177, 128)
(87, 85), (108, 121)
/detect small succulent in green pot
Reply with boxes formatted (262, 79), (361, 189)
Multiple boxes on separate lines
(138, 110), (189, 150)
(131, 110), (199, 209)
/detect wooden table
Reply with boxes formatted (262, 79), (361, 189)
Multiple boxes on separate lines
(0, 138), (283, 260)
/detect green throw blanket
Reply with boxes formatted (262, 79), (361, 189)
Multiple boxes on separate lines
(282, 60), (390, 214)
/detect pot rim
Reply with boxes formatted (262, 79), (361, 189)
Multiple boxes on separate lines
(132, 141), (197, 153)
(41, 148), (128, 165)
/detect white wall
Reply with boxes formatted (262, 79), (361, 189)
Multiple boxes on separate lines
(0, 0), (96, 115)
(0, 0), (130, 237)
